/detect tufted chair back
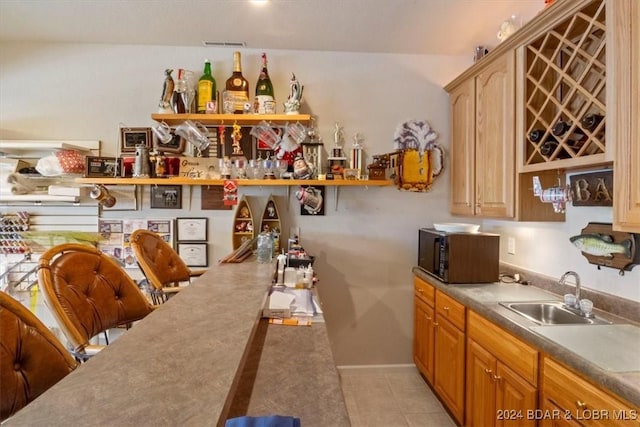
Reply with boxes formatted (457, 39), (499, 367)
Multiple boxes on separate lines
(0, 291), (77, 422)
(38, 243), (154, 354)
(130, 229), (192, 289)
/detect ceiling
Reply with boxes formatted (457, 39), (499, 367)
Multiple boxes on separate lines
(0, 0), (544, 55)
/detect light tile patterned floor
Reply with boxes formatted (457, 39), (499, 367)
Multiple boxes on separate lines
(339, 366), (457, 427)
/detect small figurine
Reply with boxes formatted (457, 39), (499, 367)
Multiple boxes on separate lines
(158, 69), (175, 114)
(231, 123), (243, 155)
(239, 205), (250, 218)
(284, 73), (303, 114)
(334, 122), (345, 148)
(292, 154), (312, 179)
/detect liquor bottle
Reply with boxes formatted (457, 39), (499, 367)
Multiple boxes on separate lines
(225, 51), (250, 114)
(172, 68), (186, 114)
(581, 113), (604, 131)
(552, 119), (586, 150)
(197, 60), (216, 114)
(255, 52), (275, 114)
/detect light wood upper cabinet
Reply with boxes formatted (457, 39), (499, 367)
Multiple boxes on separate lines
(475, 53), (516, 218)
(612, 0), (640, 232)
(447, 52), (515, 219)
(449, 79), (475, 216)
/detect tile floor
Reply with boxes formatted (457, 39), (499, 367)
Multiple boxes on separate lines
(339, 366), (457, 427)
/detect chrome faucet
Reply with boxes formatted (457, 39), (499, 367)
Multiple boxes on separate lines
(559, 271), (581, 308)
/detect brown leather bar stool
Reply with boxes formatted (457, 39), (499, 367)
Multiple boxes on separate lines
(130, 229), (206, 304)
(38, 243), (155, 360)
(0, 291), (77, 422)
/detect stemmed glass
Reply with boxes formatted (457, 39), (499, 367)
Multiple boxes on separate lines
(248, 159), (264, 180)
(274, 159), (289, 178)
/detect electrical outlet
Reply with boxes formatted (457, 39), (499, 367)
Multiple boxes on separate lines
(507, 237), (516, 255)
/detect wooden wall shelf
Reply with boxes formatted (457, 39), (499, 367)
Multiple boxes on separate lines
(75, 177), (393, 187)
(151, 113), (311, 126)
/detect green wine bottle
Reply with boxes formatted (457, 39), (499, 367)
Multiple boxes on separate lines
(197, 59), (216, 114)
(255, 53), (275, 114)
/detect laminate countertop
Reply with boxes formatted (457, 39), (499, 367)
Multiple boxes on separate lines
(4, 260), (350, 427)
(413, 267), (640, 408)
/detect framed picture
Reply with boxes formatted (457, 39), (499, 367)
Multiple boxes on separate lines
(154, 133), (186, 154)
(85, 156), (121, 178)
(177, 243), (208, 267)
(121, 127), (152, 153)
(176, 217), (208, 241)
(150, 185), (182, 209)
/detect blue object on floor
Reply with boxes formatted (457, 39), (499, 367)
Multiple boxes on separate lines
(225, 415), (301, 427)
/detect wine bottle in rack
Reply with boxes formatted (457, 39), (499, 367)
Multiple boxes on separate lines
(552, 119), (586, 150)
(255, 52), (275, 114)
(197, 60), (217, 114)
(225, 51), (250, 114)
(539, 137), (569, 159)
(527, 129), (546, 143)
(581, 113), (604, 131)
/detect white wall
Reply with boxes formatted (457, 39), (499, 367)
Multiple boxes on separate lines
(1, 42), (637, 367)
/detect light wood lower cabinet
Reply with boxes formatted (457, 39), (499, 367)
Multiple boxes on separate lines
(413, 277), (435, 384)
(434, 290), (466, 425)
(413, 276), (465, 425)
(466, 310), (538, 427)
(541, 357), (640, 427)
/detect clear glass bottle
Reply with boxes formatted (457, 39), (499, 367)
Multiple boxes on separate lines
(256, 232), (273, 263)
(255, 52), (275, 114)
(225, 51), (250, 114)
(197, 60), (216, 114)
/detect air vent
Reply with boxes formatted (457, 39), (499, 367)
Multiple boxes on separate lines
(202, 41), (247, 47)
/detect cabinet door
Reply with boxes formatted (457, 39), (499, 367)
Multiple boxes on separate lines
(613, 0), (640, 232)
(475, 52), (515, 218)
(413, 296), (435, 384)
(541, 399), (582, 427)
(449, 78), (476, 216)
(434, 316), (465, 425)
(496, 362), (537, 427)
(466, 339), (497, 427)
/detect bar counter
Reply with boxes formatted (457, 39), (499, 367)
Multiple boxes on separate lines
(4, 260), (350, 427)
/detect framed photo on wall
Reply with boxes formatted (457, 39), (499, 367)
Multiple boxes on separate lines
(176, 217), (208, 242)
(177, 243), (208, 267)
(150, 185), (182, 209)
(121, 127), (152, 153)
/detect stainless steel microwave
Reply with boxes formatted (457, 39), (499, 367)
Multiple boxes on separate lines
(418, 228), (500, 283)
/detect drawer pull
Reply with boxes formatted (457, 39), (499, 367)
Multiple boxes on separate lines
(576, 400), (587, 410)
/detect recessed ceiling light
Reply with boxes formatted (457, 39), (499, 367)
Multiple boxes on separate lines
(250, 0), (270, 4)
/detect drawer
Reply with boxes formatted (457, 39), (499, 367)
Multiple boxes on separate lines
(414, 276), (435, 307)
(468, 310), (538, 386)
(435, 290), (465, 331)
(543, 357), (640, 427)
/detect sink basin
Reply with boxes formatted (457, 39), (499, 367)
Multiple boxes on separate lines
(499, 301), (611, 325)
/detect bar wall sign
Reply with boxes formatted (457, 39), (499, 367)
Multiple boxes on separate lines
(569, 170), (613, 207)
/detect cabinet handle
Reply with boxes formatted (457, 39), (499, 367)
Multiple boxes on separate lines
(576, 400), (587, 410)
(425, 316), (432, 320)
(418, 289), (423, 293)
(484, 368), (493, 375)
(433, 322), (439, 327)
(443, 306), (450, 311)
(492, 374), (501, 382)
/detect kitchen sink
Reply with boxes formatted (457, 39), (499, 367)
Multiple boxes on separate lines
(499, 301), (612, 326)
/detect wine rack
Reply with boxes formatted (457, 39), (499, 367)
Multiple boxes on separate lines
(524, 0), (606, 167)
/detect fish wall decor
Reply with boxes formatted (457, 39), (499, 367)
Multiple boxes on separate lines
(570, 222), (639, 275)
